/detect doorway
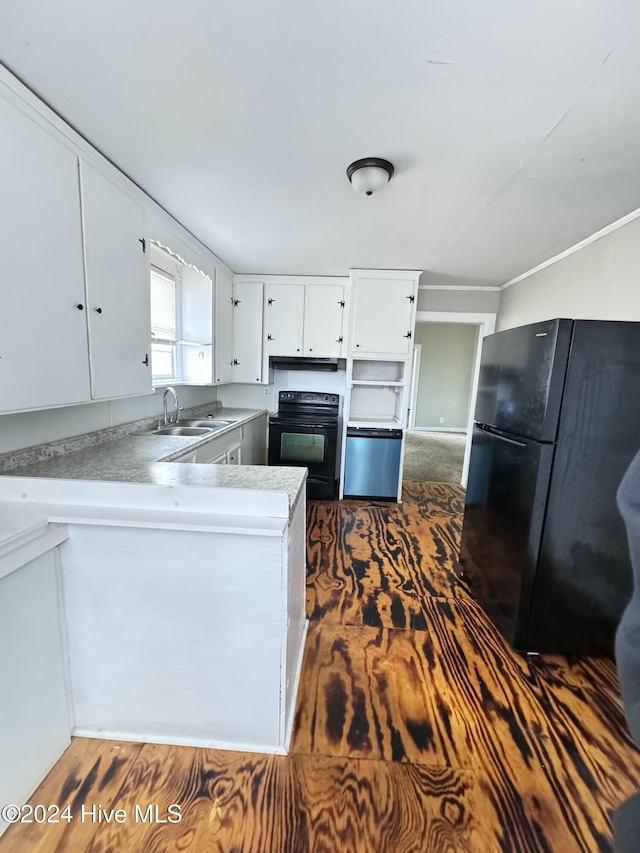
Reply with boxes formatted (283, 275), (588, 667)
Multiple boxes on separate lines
(405, 312), (496, 487)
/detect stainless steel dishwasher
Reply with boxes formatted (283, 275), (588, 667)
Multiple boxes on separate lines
(343, 428), (403, 500)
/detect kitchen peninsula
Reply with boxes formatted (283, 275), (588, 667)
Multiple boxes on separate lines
(0, 406), (307, 835)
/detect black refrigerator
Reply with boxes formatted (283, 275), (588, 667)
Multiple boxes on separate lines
(460, 318), (640, 655)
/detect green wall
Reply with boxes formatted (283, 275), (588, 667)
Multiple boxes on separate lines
(412, 323), (477, 430)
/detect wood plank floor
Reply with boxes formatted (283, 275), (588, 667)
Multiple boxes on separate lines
(2, 482), (639, 852)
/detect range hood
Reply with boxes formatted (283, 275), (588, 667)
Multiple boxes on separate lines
(270, 356), (339, 372)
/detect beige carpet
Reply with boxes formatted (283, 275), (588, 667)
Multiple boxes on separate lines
(402, 430), (466, 483)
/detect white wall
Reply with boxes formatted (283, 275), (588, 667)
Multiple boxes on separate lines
(218, 368), (347, 417)
(413, 323), (477, 429)
(0, 386), (218, 455)
(498, 214), (640, 330)
(418, 287), (500, 315)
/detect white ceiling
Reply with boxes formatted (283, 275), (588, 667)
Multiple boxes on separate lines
(1, 1), (640, 284)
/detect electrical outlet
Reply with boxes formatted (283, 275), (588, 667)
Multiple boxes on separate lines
(264, 387), (270, 396)
(439, 417), (445, 424)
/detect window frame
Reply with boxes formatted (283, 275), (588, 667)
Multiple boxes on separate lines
(149, 253), (183, 386)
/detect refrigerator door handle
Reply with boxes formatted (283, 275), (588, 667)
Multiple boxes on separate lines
(480, 426), (528, 447)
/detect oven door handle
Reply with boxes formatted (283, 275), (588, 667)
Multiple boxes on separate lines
(270, 421), (337, 429)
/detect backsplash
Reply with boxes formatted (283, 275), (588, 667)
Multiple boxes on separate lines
(0, 386), (219, 459)
(0, 400), (223, 472)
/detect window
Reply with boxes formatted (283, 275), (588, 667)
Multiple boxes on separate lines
(150, 266), (179, 382)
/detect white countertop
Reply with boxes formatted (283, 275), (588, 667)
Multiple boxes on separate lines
(3, 406), (305, 509)
(0, 407), (308, 550)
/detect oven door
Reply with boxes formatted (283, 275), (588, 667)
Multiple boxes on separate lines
(268, 419), (337, 477)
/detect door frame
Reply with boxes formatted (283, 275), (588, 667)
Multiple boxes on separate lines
(414, 311), (496, 487)
(408, 344), (422, 430)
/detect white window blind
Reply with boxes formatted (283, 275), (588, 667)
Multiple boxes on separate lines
(150, 268), (177, 341)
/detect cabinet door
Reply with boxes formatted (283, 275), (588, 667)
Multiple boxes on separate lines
(215, 267), (234, 384)
(351, 274), (417, 356)
(182, 266), (212, 344)
(0, 95), (91, 412)
(232, 282), (264, 383)
(264, 284), (304, 357)
(226, 443), (242, 465)
(0, 550), (71, 833)
(304, 285), (345, 357)
(80, 161), (152, 400)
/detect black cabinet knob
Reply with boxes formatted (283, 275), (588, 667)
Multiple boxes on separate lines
(76, 303), (84, 310)
(95, 307), (103, 314)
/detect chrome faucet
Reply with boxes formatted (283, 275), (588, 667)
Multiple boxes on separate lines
(162, 387), (182, 425)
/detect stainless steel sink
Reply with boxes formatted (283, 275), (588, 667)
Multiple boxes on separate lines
(152, 426), (214, 436)
(180, 418), (232, 428)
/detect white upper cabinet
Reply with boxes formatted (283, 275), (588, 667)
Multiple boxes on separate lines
(0, 95), (91, 413)
(232, 281), (264, 384)
(215, 267), (234, 384)
(80, 161), (152, 400)
(181, 264), (213, 385)
(264, 284), (305, 357)
(304, 284), (346, 357)
(349, 270), (421, 357)
(181, 265), (213, 345)
(263, 282), (346, 360)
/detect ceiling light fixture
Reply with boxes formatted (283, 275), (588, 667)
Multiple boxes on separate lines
(346, 157), (394, 196)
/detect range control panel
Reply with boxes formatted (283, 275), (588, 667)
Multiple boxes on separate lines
(278, 391), (339, 405)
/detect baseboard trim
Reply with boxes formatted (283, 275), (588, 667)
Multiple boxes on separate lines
(72, 728), (287, 755)
(410, 427), (468, 434)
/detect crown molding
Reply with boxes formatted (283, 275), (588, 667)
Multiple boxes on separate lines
(501, 206), (640, 290)
(418, 284), (501, 292)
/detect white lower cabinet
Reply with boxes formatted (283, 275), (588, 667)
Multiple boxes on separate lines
(226, 442), (242, 465)
(0, 540), (71, 837)
(194, 419), (266, 465)
(195, 426), (243, 464)
(242, 413), (267, 465)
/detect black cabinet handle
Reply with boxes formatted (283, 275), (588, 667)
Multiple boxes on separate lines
(407, 294), (415, 303)
(76, 303), (84, 310)
(403, 331), (412, 339)
(267, 334), (274, 341)
(336, 336), (343, 343)
(142, 353), (149, 365)
(95, 307), (103, 314)
(233, 359), (239, 366)
(233, 299), (241, 307)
